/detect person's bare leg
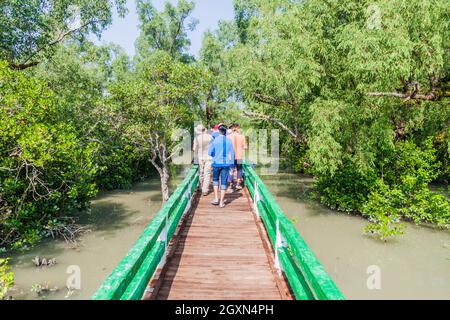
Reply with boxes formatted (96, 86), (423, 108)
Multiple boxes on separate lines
(211, 185), (219, 205)
(220, 189), (226, 205)
(213, 185), (219, 201)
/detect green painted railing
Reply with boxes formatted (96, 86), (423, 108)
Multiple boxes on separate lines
(243, 162), (345, 300)
(91, 166), (199, 300)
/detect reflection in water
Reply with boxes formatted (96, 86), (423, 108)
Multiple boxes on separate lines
(4, 169), (450, 300)
(260, 172), (450, 300)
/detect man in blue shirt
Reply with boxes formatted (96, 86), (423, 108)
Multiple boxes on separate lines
(208, 125), (235, 208)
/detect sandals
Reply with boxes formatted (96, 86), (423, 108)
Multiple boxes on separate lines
(212, 199), (227, 208)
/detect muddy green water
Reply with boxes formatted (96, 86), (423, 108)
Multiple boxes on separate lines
(5, 171), (450, 300)
(261, 172), (450, 300)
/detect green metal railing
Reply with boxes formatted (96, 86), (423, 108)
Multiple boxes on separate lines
(243, 162), (345, 300)
(91, 166), (199, 300)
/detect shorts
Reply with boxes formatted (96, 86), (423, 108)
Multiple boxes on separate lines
(212, 166), (229, 190)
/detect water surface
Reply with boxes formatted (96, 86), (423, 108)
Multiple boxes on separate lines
(261, 172), (450, 300)
(6, 177), (175, 300)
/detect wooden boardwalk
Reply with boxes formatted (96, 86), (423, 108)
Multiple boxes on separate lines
(146, 187), (290, 300)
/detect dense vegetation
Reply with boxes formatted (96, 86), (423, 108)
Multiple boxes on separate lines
(0, 0), (149, 251)
(0, 0), (449, 257)
(0, 61), (98, 249)
(0, 0), (209, 251)
(214, 0), (450, 239)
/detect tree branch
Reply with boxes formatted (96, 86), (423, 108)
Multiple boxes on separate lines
(8, 61), (39, 70)
(252, 92), (296, 108)
(9, 19), (105, 70)
(367, 76), (445, 102)
(169, 15), (186, 57)
(243, 110), (307, 144)
(367, 91), (438, 101)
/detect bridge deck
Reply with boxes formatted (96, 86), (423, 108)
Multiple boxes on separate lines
(148, 188), (288, 300)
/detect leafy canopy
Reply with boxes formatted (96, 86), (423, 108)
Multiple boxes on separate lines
(222, 0), (450, 239)
(0, 0), (127, 69)
(136, 0), (198, 62)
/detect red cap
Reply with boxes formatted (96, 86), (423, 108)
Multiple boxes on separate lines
(213, 125), (219, 130)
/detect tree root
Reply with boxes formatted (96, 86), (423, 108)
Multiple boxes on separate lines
(43, 217), (91, 248)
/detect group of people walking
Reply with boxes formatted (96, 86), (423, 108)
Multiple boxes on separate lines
(193, 123), (248, 208)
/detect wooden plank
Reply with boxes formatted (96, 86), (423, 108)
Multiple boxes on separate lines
(157, 290), (282, 300)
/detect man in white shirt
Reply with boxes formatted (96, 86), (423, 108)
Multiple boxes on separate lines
(193, 124), (213, 196)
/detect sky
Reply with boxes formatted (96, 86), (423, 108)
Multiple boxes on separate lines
(93, 0), (235, 58)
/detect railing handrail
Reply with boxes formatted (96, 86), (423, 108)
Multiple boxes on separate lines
(91, 165), (199, 300)
(243, 162), (345, 300)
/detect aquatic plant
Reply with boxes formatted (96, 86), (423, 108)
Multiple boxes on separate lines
(0, 258), (14, 300)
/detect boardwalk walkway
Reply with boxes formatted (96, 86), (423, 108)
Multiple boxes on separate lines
(92, 164), (344, 301)
(151, 188), (288, 300)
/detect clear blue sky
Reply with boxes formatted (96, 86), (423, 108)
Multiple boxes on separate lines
(93, 0), (235, 57)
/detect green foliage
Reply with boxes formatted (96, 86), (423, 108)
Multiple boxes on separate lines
(199, 21), (239, 125)
(280, 138), (308, 173)
(109, 50), (209, 200)
(364, 140), (450, 239)
(0, 0), (127, 69)
(434, 130), (450, 182)
(112, 51), (208, 141)
(33, 42), (152, 190)
(363, 182), (406, 240)
(0, 0), (207, 250)
(136, 0), (197, 62)
(0, 258), (14, 300)
(221, 0), (450, 237)
(0, 0), (208, 251)
(1, 0), (447, 253)
(0, 61), (97, 250)
(316, 166), (378, 213)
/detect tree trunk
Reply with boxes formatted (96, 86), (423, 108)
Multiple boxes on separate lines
(149, 157), (170, 204)
(148, 136), (170, 204)
(206, 89), (215, 127)
(160, 162), (170, 203)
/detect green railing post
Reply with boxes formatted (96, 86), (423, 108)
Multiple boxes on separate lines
(253, 180), (261, 219)
(274, 217), (287, 276)
(158, 210), (169, 269)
